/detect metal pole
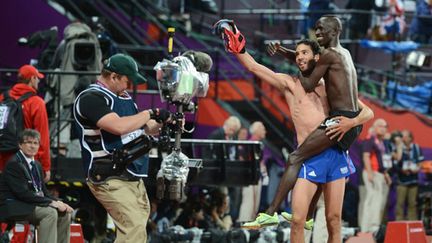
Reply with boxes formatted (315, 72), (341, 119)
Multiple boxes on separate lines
(56, 75), (61, 162)
(174, 105), (183, 151)
(180, 0), (185, 15)
(214, 49), (220, 100)
(221, 0), (225, 19)
(260, 13), (264, 33)
(391, 54), (398, 105)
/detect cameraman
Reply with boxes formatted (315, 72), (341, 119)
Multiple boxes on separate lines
(73, 53), (172, 242)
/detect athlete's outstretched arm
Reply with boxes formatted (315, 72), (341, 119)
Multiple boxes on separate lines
(234, 52), (292, 92)
(267, 42), (296, 61)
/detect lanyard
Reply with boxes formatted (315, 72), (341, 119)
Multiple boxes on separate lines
(29, 162), (42, 192)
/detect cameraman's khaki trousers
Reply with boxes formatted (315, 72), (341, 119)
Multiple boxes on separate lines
(88, 179), (150, 243)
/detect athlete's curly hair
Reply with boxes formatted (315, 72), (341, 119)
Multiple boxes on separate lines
(296, 39), (321, 55)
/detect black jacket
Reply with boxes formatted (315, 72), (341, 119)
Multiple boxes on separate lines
(0, 152), (55, 220)
(203, 128), (239, 161)
(203, 128), (227, 161)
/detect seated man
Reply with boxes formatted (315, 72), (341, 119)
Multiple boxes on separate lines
(0, 129), (73, 243)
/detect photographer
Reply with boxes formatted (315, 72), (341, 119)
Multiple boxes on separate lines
(73, 53), (172, 242)
(204, 190), (232, 231)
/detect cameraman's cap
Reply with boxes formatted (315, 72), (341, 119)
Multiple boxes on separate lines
(18, 65), (44, 79)
(103, 54), (147, 84)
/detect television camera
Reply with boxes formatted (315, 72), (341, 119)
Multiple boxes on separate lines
(153, 46), (212, 201)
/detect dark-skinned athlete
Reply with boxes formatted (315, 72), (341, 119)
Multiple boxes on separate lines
(215, 16), (364, 239)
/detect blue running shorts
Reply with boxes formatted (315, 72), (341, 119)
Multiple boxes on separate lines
(298, 146), (356, 183)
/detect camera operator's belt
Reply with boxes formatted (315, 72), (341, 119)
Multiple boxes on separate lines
(88, 159), (140, 184)
(88, 135), (152, 184)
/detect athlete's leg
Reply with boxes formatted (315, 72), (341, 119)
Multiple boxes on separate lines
(308, 186), (323, 220)
(312, 195), (329, 243)
(291, 178), (319, 243)
(322, 178), (346, 243)
(267, 128), (334, 214)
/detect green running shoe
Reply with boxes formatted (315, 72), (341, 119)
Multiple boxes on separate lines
(304, 218), (314, 230)
(241, 213), (279, 229)
(281, 212), (314, 230)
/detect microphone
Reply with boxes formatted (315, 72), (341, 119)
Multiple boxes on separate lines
(182, 50), (213, 73)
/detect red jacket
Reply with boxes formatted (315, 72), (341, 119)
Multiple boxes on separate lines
(0, 83), (51, 172)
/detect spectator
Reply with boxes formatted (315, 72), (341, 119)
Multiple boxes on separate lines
(0, 129), (72, 243)
(346, 0), (376, 39)
(174, 201), (205, 229)
(205, 116), (241, 222)
(237, 127), (249, 140)
(395, 130), (424, 220)
(409, 0), (432, 44)
(205, 116), (241, 161)
(236, 127), (249, 161)
(385, 130), (404, 221)
(379, 0), (406, 41)
(388, 130), (403, 164)
(358, 118), (392, 233)
(238, 121), (268, 222)
(0, 65), (51, 182)
(205, 190), (232, 231)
